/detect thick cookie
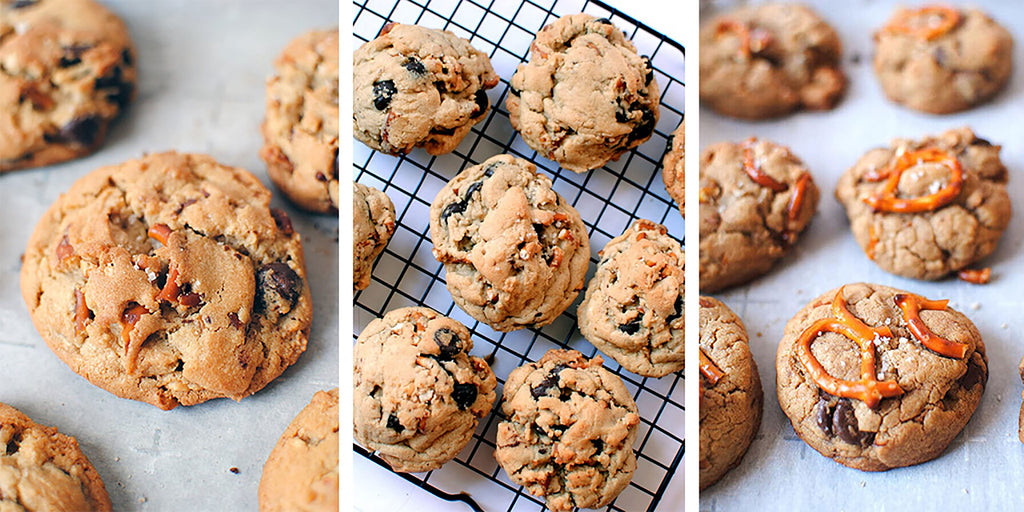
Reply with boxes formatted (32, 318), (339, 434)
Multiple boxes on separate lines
(353, 307), (496, 473)
(429, 154), (590, 332)
(353, 23), (498, 155)
(261, 28), (340, 214)
(699, 138), (819, 293)
(776, 283), (987, 471)
(699, 296), (762, 490)
(353, 182), (395, 291)
(577, 219), (684, 377)
(20, 152), (311, 410)
(0, 403), (111, 512)
(507, 14), (660, 173)
(0, 0), (136, 171)
(662, 120), (684, 216)
(259, 388), (339, 512)
(835, 127), (1010, 280)
(494, 349), (639, 511)
(700, 3), (845, 119)
(874, 6), (1012, 114)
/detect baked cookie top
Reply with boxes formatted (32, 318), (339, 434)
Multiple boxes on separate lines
(507, 13), (660, 173)
(353, 182), (395, 291)
(353, 307), (496, 473)
(495, 349), (639, 511)
(700, 3), (845, 119)
(835, 127), (1010, 280)
(353, 23), (498, 156)
(20, 152), (311, 410)
(577, 219), (684, 377)
(429, 154), (590, 332)
(0, 403), (111, 512)
(662, 120), (685, 216)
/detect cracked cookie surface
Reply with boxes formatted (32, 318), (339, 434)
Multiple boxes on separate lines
(353, 182), (395, 291)
(661, 120), (684, 216)
(495, 349), (639, 511)
(20, 152), (311, 410)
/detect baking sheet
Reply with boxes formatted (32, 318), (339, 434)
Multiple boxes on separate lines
(700, 0), (1024, 510)
(0, 1), (339, 509)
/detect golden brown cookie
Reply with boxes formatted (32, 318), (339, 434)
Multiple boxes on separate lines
(662, 120), (684, 216)
(353, 182), (395, 291)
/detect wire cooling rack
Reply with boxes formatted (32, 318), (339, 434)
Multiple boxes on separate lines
(353, 0), (685, 510)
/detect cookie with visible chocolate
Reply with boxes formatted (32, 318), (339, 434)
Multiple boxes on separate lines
(20, 152), (311, 410)
(353, 182), (395, 291)
(0, 0), (136, 171)
(662, 120), (684, 216)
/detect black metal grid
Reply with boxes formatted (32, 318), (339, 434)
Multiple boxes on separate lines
(353, 0), (685, 510)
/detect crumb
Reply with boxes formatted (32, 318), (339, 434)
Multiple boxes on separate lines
(139, 497), (147, 504)
(1002, 323), (1009, 329)
(230, 467), (240, 474)
(757, 332), (763, 337)
(859, 481), (866, 487)
(114, 456), (120, 462)
(996, 394), (1002, 402)
(970, 302), (981, 311)
(963, 488), (969, 495)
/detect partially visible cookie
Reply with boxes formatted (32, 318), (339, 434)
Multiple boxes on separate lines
(353, 23), (499, 155)
(0, 403), (111, 512)
(577, 219), (684, 377)
(353, 307), (496, 473)
(353, 182), (396, 291)
(495, 349), (639, 511)
(662, 120), (684, 216)
(261, 28), (340, 213)
(507, 14), (660, 172)
(0, 0), (137, 171)
(259, 388), (339, 512)
(1019, 356), (1024, 443)
(429, 154), (590, 332)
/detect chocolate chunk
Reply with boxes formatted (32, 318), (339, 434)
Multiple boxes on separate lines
(402, 57), (426, 75)
(47, 116), (101, 147)
(440, 181), (483, 223)
(618, 317), (641, 335)
(430, 126), (456, 136)
(640, 56), (654, 86)
(451, 383), (478, 410)
(5, 432), (20, 455)
(471, 90), (489, 119)
(315, 172), (327, 182)
(433, 327), (463, 361)
(59, 44), (92, 67)
(832, 399), (874, 446)
(11, 0), (38, 8)
(95, 66), (133, 109)
(270, 208), (294, 236)
(531, 364), (569, 398)
(973, 137), (994, 147)
(959, 360), (985, 389)
(615, 107), (630, 124)
(227, 312), (243, 329)
(122, 48), (134, 67)
(386, 413), (403, 431)
(433, 80), (447, 95)
(814, 397), (834, 437)
(483, 163), (497, 177)
(256, 262), (302, 310)
(594, 17), (613, 25)
(372, 80), (397, 110)
(628, 104), (656, 143)
(666, 294), (683, 324)
(592, 439), (604, 455)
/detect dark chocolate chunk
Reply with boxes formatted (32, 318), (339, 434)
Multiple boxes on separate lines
(973, 137), (994, 147)
(814, 397), (834, 437)
(402, 56), (426, 75)
(373, 80), (397, 110)
(666, 294), (683, 324)
(471, 90), (489, 119)
(440, 181), (483, 222)
(47, 116), (101, 147)
(483, 163), (497, 177)
(315, 172), (328, 182)
(628, 103), (656, 143)
(59, 44), (92, 68)
(592, 439), (604, 455)
(451, 383), (478, 410)
(11, 0), (38, 8)
(959, 360), (985, 390)
(270, 208), (294, 236)
(256, 262), (302, 309)
(640, 56), (654, 86)
(95, 66), (133, 109)
(594, 17), (613, 25)
(832, 398), (874, 447)
(531, 364), (569, 398)
(122, 48), (134, 67)
(387, 413), (403, 431)
(430, 126), (456, 136)
(5, 432), (21, 455)
(615, 107), (630, 124)
(433, 327), (463, 361)
(618, 317), (641, 335)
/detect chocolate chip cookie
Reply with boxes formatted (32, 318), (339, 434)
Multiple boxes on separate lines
(494, 349), (639, 511)
(261, 28), (339, 214)
(835, 127), (1011, 280)
(577, 219), (684, 377)
(429, 154), (590, 332)
(699, 296), (762, 490)
(507, 14), (660, 173)
(20, 152), (311, 410)
(875, 6), (1012, 114)
(353, 182), (395, 291)
(353, 23), (499, 156)
(259, 388), (339, 512)
(700, 3), (845, 119)
(662, 120), (684, 216)
(0, 402), (111, 512)
(353, 307), (496, 473)
(776, 283), (987, 471)
(699, 138), (820, 293)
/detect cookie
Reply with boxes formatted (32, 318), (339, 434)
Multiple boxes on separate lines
(353, 307), (496, 473)
(261, 28), (340, 214)
(429, 154), (590, 332)
(776, 283), (987, 471)
(835, 127), (1010, 280)
(0, 0), (136, 171)
(699, 296), (762, 490)
(353, 182), (395, 291)
(0, 403), (111, 512)
(874, 6), (1012, 114)
(20, 152), (311, 410)
(507, 14), (660, 173)
(700, 3), (845, 119)
(699, 138), (819, 293)
(353, 23), (499, 156)
(494, 349), (639, 511)
(259, 388), (339, 512)
(577, 219), (684, 377)
(662, 120), (684, 216)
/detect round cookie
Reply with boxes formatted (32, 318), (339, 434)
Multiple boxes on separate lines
(353, 182), (395, 291)
(662, 120), (684, 216)
(699, 138), (820, 293)
(261, 28), (340, 214)
(507, 14), (660, 173)
(874, 5), (1012, 114)
(835, 127), (1010, 280)
(353, 307), (496, 473)
(699, 296), (762, 490)
(353, 23), (499, 156)
(577, 219), (684, 377)
(776, 283), (987, 471)
(0, 0), (137, 171)
(494, 349), (639, 511)
(699, 3), (845, 120)
(259, 388), (339, 512)
(429, 154), (590, 332)
(20, 152), (311, 410)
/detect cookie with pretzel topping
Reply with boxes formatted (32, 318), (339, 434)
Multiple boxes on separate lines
(836, 127), (1010, 280)
(776, 283), (987, 471)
